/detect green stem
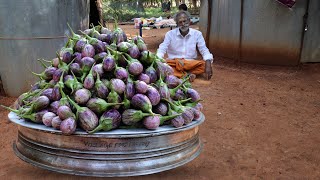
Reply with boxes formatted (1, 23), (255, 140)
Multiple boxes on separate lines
(160, 113), (181, 125)
(0, 105), (19, 114)
(67, 22), (81, 40)
(169, 75), (190, 97)
(37, 59), (48, 68)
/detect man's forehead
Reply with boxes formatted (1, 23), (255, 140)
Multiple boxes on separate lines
(177, 14), (189, 20)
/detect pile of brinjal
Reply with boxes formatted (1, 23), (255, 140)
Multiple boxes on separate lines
(2, 23), (204, 135)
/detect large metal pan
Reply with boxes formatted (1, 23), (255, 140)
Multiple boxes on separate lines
(8, 112), (205, 177)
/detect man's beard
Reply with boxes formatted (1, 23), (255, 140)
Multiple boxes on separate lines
(179, 25), (189, 33)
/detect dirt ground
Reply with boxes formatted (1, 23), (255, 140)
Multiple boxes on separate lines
(0, 25), (320, 179)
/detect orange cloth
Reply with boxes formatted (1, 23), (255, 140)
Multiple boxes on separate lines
(166, 58), (205, 78)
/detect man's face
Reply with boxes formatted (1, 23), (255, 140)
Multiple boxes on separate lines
(177, 14), (190, 33)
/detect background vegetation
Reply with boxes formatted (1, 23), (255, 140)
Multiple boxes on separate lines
(101, 0), (200, 22)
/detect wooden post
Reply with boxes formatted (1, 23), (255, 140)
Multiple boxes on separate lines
(96, 0), (103, 25)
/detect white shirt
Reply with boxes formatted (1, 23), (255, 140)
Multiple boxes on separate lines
(157, 28), (214, 61)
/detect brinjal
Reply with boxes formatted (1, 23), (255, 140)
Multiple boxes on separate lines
(171, 114), (184, 128)
(107, 87), (122, 109)
(80, 57), (95, 80)
(92, 63), (104, 78)
(67, 96), (99, 131)
(195, 102), (203, 111)
(135, 80), (148, 94)
(110, 79), (125, 95)
(192, 107), (201, 120)
(122, 109), (153, 125)
(81, 44), (95, 58)
(172, 88), (186, 100)
(131, 94), (154, 114)
(49, 101), (60, 114)
(52, 116), (62, 129)
(60, 117), (77, 135)
(143, 115), (160, 130)
(123, 53), (143, 76)
(166, 75), (182, 88)
(88, 109), (122, 133)
(114, 63), (128, 80)
(138, 73), (150, 84)
(136, 38), (147, 52)
(83, 64), (95, 90)
(117, 41), (132, 53)
(73, 52), (82, 64)
(102, 49), (116, 72)
(127, 44), (140, 59)
(2, 105), (48, 124)
(70, 63), (82, 77)
(81, 30), (105, 53)
(184, 88), (201, 102)
(95, 73), (109, 99)
(99, 22), (112, 34)
(125, 75), (135, 99)
(86, 98), (122, 115)
(140, 50), (157, 66)
(153, 102), (168, 116)
(156, 74), (170, 99)
(75, 39), (87, 53)
(74, 88), (91, 105)
(132, 35), (145, 44)
(31, 67), (57, 81)
(64, 75), (75, 93)
(70, 71), (83, 93)
(164, 99), (194, 125)
(42, 112), (56, 127)
(52, 71), (65, 101)
(57, 105), (76, 120)
(169, 75), (190, 98)
(40, 88), (54, 101)
(27, 95), (50, 113)
(146, 86), (160, 106)
(93, 52), (107, 63)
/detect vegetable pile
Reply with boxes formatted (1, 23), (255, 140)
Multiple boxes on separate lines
(2, 23), (204, 135)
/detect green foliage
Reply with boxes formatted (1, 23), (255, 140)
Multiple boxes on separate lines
(145, 7), (178, 18)
(102, 0), (145, 22)
(101, 0), (178, 22)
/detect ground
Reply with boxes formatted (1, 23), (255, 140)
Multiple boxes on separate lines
(0, 25), (319, 179)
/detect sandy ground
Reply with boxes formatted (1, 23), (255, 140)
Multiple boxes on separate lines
(0, 24), (320, 179)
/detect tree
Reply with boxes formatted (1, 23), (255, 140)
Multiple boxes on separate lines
(192, 0), (197, 8)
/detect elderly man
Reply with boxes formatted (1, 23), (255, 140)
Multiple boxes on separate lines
(156, 11), (214, 80)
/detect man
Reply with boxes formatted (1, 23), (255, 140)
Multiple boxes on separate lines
(156, 11), (214, 81)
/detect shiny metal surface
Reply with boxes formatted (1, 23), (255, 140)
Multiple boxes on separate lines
(300, 0), (320, 63)
(0, 0), (89, 97)
(200, 0), (320, 65)
(9, 112), (205, 177)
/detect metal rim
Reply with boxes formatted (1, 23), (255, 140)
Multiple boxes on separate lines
(8, 112), (205, 137)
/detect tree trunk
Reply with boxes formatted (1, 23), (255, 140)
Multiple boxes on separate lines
(192, 0), (197, 8)
(137, 0), (145, 14)
(96, 0), (103, 24)
(175, 0), (179, 7)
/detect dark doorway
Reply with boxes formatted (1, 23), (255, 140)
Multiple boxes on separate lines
(90, 0), (100, 26)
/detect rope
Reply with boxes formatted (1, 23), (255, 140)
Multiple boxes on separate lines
(0, 36), (67, 40)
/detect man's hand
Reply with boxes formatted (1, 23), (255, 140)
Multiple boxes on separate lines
(205, 60), (213, 80)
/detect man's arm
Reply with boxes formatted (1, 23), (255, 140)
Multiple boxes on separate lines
(196, 32), (213, 62)
(197, 32), (214, 80)
(156, 32), (171, 59)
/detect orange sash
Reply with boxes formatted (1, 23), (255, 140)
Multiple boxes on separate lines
(166, 58), (205, 78)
